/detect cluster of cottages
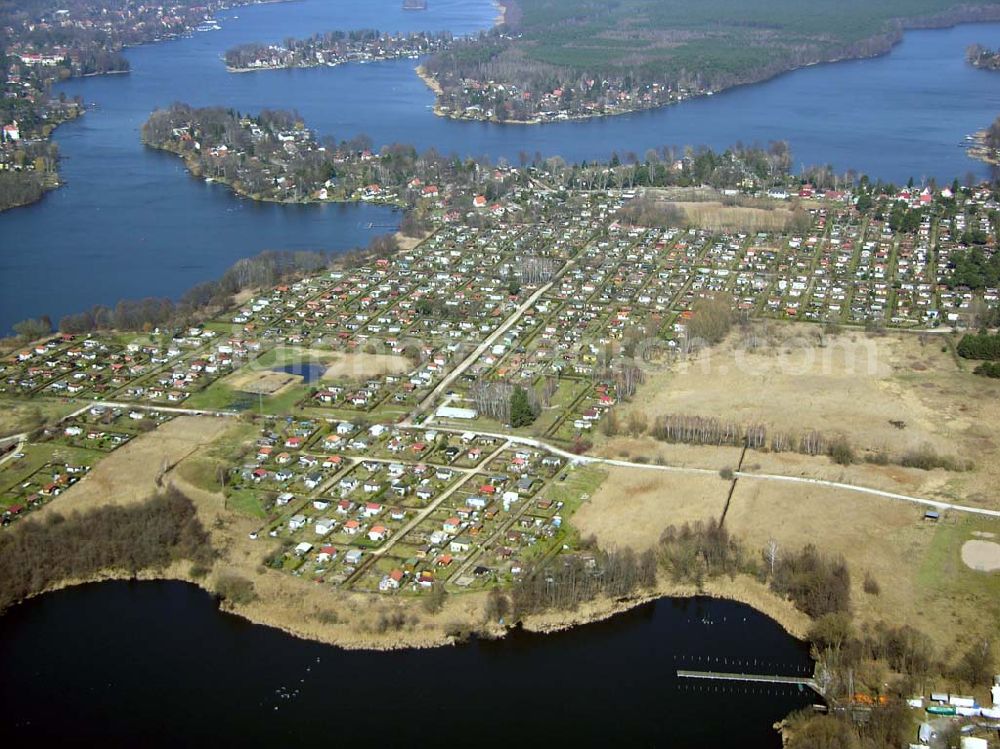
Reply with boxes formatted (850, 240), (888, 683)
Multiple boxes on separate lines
(1, 461), (89, 525)
(909, 678), (1000, 747)
(1, 327), (254, 403)
(167, 118), (523, 212)
(3, 185), (996, 453)
(168, 118), (336, 201)
(2, 185), (998, 525)
(252, 418), (568, 593)
(439, 75), (703, 123)
(228, 33), (451, 71)
(1, 405), (173, 524)
(232, 417), (493, 513)
(58, 406), (169, 452)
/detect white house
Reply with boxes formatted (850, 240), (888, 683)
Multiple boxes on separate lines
(314, 518), (336, 536)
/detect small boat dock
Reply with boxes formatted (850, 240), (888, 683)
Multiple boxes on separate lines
(677, 669), (824, 696)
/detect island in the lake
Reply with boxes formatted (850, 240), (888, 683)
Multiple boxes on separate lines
(967, 42), (1000, 69)
(224, 30), (454, 72)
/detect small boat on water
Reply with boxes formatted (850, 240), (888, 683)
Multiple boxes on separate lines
(403, 0), (428, 9)
(196, 21), (222, 32)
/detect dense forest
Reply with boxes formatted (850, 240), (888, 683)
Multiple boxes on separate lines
(0, 487), (214, 613)
(957, 330), (1000, 360)
(948, 244), (1000, 289)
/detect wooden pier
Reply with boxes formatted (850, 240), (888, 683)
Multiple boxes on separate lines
(677, 669), (824, 696)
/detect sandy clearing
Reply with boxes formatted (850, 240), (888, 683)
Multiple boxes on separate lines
(572, 466), (730, 552)
(323, 352), (411, 381)
(224, 369), (300, 395)
(961, 540), (1000, 572)
(393, 231), (429, 251)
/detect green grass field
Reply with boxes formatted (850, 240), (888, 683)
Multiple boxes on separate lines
(916, 515), (1000, 639)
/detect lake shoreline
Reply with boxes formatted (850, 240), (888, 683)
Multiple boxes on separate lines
(967, 129), (1000, 165)
(144, 140), (406, 208)
(5, 555), (812, 653)
(3, 442), (811, 651)
(420, 6), (1000, 126)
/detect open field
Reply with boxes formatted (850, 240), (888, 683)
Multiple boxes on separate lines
(0, 398), (78, 438)
(725, 479), (1000, 651)
(614, 326), (1000, 508)
(572, 466), (730, 551)
(594, 437), (743, 471)
(39, 416), (233, 513)
(668, 200), (797, 233)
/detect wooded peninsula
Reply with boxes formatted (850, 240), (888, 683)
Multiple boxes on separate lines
(417, 0), (1000, 123)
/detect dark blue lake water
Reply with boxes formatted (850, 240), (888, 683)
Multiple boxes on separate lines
(0, 581), (816, 747)
(274, 361), (326, 382)
(0, 0), (997, 331)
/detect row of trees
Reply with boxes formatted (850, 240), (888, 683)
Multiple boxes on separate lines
(552, 142), (795, 192)
(646, 411), (967, 470)
(986, 115), (1000, 152)
(54, 248), (340, 335)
